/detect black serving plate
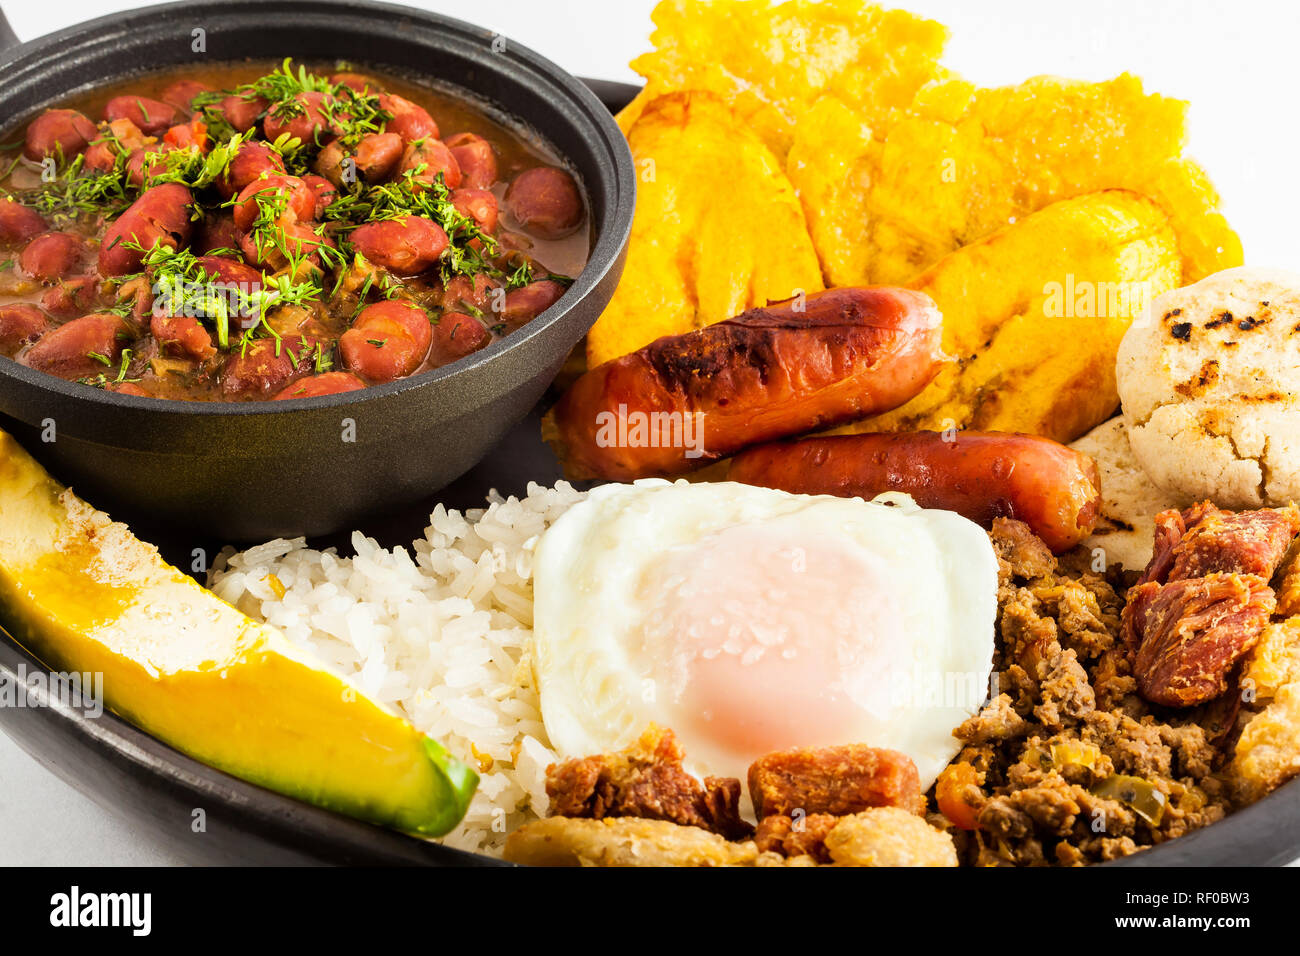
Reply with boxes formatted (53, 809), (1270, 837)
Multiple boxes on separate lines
(2, 8), (1299, 868)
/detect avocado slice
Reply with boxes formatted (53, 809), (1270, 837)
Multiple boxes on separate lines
(0, 429), (477, 836)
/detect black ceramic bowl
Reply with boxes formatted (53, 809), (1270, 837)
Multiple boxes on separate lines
(0, 0), (635, 542)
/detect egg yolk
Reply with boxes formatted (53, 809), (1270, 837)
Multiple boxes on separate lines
(636, 519), (906, 758)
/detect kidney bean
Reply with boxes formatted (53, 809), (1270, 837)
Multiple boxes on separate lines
(263, 91), (342, 145)
(499, 279), (566, 329)
(124, 148), (167, 188)
(330, 72), (381, 94)
(152, 311), (216, 361)
(301, 174), (339, 218)
(400, 138), (460, 189)
(193, 213), (241, 255)
(0, 198), (47, 244)
(21, 313), (130, 379)
(20, 232), (88, 282)
(239, 221), (334, 272)
(504, 166), (583, 239)
(104, 95), (180, 137)
(378, 94), (438, 143)
(273, 370), (366, 399)
(441, 272), (499, 312)
(429, 311), (491, 367)
(23, 109), (98, 162)
(215, 141), (286, 199)
(232, 174), (315, 231)
(98, 183), (194, 276)
(41, 275), (101, 318)
(0, 303), (51, 351)
(160, 79), (212, 112)
(195, 255), (261, 288)
(349, 216), (448, 275)
(340, 300), (432, 382)
(353, 132), (403, 182)
(221, 338), (298, 398)
(82, 118), (147, 173)
(445, 133), (497, 189)
(450, 188), (499, 234)
(209, 93), (268, 133)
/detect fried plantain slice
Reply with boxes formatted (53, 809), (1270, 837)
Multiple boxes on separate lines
(834, 190), (1182, 444)
(627, 0), (950, 158)
(796, 73), (1241, 287)
(587, 91), (824, 369)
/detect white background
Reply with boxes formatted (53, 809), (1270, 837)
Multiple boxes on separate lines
(1, 0), (1297, 865)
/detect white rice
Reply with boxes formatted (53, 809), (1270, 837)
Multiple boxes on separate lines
(207, 480), (588, 855)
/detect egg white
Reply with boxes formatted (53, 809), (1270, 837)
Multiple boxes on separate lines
(532, 480), (998, 789)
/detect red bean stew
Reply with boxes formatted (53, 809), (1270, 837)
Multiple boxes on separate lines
(0, 60), (590, 401)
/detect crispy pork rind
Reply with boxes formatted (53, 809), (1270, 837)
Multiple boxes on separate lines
(794, 73), (1241, 287)
(1228, 617), (1300, 804)
(586, 91), (824, 368)
(836, 190), (1181, 444)
(625, 0), (949, 158)
(502, 816), (762, 867)
(822, 807), (958, 867)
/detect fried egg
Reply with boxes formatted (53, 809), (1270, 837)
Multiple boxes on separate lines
(532, 480), (999, 789)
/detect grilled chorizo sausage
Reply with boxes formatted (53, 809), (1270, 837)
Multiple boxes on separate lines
(729, 430), (1102, 553)
(544, 287), (948, 480)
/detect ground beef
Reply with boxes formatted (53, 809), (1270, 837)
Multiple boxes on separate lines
(942, 518), (1235, 866)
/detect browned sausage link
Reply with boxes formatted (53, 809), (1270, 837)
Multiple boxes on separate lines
(730, 430), (1102, 553)
(98, 183), (194, 277)
(544, 287), (948, 481)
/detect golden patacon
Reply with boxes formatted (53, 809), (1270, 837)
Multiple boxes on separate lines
(586, 91), (824, 368)
(622, 0), (950, 158)
(0, 430), (477, 835)
(797, 72), (1240, 287)
(835, 190), (1181, 443)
